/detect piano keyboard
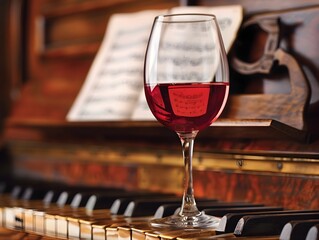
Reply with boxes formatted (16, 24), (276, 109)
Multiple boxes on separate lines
(0, 181), (318, 240)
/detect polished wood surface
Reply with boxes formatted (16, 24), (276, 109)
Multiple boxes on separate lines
(0, 0), (318, 210)
(4, 0), (318, 140)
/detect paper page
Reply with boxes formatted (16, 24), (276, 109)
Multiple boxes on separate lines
(67, 9), (166, 121)
(169, 5), (243, 53)
(131, 90), (156, 120)
(132, 5), (243, 120)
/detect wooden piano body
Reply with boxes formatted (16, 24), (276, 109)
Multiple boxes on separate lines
(0, 0), (319, 219)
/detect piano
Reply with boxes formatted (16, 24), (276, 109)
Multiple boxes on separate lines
(0, 0), (318, 239)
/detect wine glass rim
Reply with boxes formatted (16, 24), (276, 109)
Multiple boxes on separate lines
(155, 13), (216, 23)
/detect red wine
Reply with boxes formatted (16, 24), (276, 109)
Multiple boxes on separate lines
(145, 82), (229, 133)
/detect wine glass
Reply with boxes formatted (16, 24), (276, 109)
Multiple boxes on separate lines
(144, 14), (229, 229)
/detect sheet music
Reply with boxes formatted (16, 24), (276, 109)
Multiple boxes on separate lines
(172, 5), (242, 52)
(67, 10), (166, 121)
(67, 6), (243, 121)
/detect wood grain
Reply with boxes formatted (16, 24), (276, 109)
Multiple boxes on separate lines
(0, 0), (319, 211)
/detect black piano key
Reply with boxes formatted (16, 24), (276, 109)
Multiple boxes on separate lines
(128, 199), (262, 218)
(55, 191), (70, 207)
(217, 209), (319, 233)
(25, 183), (69, 206)
(306, 224), (319, 240)
(153, 203), (180, 218)
(20, 187), (50, 201)
(10, 185), (22, 199)
(154, 201), (267, 219)
(50, 184), (126, 206)
(69, 192), (93, 209)
(86, 191), (176, 211)
(0, 182), (6, 194)
(42, 190), (60, 205)
(47, 183), (112, 206)
(62, 191), (94, 206)
(124, 198), (183, 217)
(280, 219), (319, 240)
(203, 206), (284, 217)
(234, 211), (319, 236)
(197, 202), (264, 209)
(0, 182), (24, 198)
(174, 201), (265, 215)
(82, 193), (121, 210)
(109, 192), (178, 215)
(42, 187), (87, 207)
(7, 181), (65, 201)
(69, 187), (125, 209)
(51, 189), (115, 210)
(153, 198), (226, 218)
(152, 198), (222, 219)
(0, 183), (19, 198)
(109, 197), (134, 214)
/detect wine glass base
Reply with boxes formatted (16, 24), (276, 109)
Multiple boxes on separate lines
(149, 212), (220, 229)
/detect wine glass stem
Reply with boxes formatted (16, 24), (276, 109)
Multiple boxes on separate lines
(178, 131), (201, 217)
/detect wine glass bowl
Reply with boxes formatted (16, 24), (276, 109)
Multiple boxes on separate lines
(144, 13), (229, 229)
